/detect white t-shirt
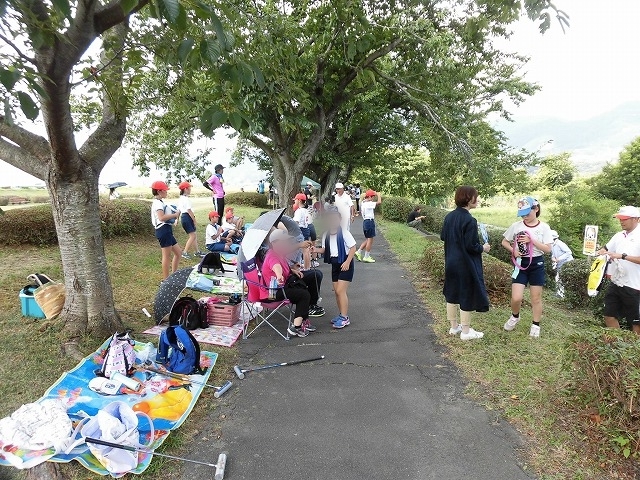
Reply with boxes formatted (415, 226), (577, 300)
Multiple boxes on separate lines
(151, 199), (166, 228)
(221, 219), (237, 232)
(360, 200), (377, 220)
(205, 223), (222, 245)
(293, 207), (309, 229)
(178, 195), (192, 213)
(334, 193), (353, 230)
(322, 230), (356, 257)
(503, 220), (553, 257)
(606, 227), (640, 290)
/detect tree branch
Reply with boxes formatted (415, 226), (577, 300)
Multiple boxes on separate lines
(0, 137), (46, 180)
(0, 33), (36, 63)
(247, 134), (275, 159)
(94, 0), (150, 36)
(0, 116), (50, 160)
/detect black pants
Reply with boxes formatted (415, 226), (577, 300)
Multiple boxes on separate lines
(355, 198), (360, 212)
(275, 270), (323, 320)
(213, 197), (225, 226)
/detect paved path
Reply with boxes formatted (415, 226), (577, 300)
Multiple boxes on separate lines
(190, 219), (533, 480)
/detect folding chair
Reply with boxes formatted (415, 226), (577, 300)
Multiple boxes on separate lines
(240, 258), (293, 340)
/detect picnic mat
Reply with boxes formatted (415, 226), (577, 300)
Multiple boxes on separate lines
(186, 269), (243, 295)
(0, 339), (217, 477)
(143, 321), (245, 347)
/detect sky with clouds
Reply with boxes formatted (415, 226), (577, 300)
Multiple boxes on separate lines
(2, 0), (639, 187)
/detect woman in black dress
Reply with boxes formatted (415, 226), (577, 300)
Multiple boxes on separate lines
(441, 186), (491, 340)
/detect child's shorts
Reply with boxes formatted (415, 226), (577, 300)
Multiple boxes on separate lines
(206, 242), (227, 252)
(155, 224), (177, 248)
(363, 219), (376, 238)
(331, 259), (354, 282)
(512, 256), (545, 286)
(181, 213), (196, 234)
(300, 227), (311, 241)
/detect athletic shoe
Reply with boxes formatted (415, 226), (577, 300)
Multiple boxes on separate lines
(529, 324), (540, 338)
(354, 251), (362, 262)
(309, 305), (325, 317)
(311, 260), (320, 268)
(181, 252), (191, 259)
(302, 319), (317, 332)
(330, 315), (341, 324)
(503, 315), (520, 331)
(333, 315), (350, 329)
(448, 324), (462, 335)
(287, 325), (309, 337)
(362, 256), (376, 263)
(460, 328), (484, 341)
(195, 251), (207, 257)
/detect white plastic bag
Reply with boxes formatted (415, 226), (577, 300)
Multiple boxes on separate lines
(81, 401), (153, 475)
(239, 302), (263, 323)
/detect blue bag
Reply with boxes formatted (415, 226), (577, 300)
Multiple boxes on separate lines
(156, 325), (203, 374)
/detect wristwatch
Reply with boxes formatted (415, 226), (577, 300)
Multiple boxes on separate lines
(622, 253), (628, 260)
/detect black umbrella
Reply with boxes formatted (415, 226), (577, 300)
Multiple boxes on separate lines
(153, 267), (194, 324)
(107, 182), (127, 189)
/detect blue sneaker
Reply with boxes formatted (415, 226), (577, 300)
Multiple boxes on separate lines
(332, 315), (350, 329)
(330, 315), (341, 324)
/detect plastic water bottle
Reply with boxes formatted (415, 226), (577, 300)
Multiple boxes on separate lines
(269, 277), (278, 300)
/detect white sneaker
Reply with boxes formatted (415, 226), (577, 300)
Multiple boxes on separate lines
(503, 315), (520, 331)
(529, 324), (540, 338)
(460, 328), (484, 341)
(448, 324), (462, 335)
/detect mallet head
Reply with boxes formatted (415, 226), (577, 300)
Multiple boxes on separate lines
(233, 365), (245, 379)
(214, 380), (233, 398)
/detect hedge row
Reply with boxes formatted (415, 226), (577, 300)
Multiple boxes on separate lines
(224, 192), (268, 208)
(0, 199), (152, 246)
(420, 239), (513, 305)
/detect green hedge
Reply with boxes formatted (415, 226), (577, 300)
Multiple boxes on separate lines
(225, 192), (268, 208)
(566, 330), (640, 458)
(0, 199), (152, 246)
(420, 239), (512, 304)
(558, 258), (607, 321)
(380, 196), (418, 223)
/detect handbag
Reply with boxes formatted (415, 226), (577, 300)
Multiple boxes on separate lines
(29, 273), (65, 319)
(285, 275), (308, 290)
(80, 401), (154, 475)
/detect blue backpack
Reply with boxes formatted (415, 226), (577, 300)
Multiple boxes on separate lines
(156, 325), (203, 374)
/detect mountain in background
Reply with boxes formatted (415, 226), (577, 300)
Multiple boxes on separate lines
(497, 102), (640, 174)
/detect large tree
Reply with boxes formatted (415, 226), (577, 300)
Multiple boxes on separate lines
(0, 0), (237, 360)
(589, 136), (640, 206)
(129, 0), (568, 206)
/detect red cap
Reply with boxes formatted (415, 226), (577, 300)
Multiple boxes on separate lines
(151, 180), (169, 191)
(294, 193), (307, 201)
(208, 211), (220, 219)
(365, 189), (376, 198)
(178, 181), (191, 190)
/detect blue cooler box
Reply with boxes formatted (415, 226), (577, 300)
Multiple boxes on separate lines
(19, 286), (45, 319)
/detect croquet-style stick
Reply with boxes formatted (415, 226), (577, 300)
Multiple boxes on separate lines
(233, 355), (325, 379)
(85, 437), (224, 471)
(141, 364), (233, 398)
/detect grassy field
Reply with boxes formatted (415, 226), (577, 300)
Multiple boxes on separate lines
(378, 219), (630, 480)
(0, 198), (264, 479)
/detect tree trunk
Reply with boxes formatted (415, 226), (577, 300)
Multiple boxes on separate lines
(322, 165), (341, 199)
(272, 155), (305, 213)
(48, 165), (123, 356)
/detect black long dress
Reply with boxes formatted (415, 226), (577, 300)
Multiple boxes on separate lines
(440, 207), (489, 312)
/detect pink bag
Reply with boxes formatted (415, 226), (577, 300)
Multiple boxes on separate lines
(100, 332), (136, 378)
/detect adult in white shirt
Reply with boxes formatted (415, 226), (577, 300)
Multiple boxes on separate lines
(333, 182), (354, 231)
(596, 206), (640, 334)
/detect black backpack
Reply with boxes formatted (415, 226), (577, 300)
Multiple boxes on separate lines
(198, 252), (228, 274)
(169, 296), (207, 330)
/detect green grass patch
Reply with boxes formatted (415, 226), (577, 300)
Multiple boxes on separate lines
(0, 201), (263, 479)
(379, 219), (635, 480)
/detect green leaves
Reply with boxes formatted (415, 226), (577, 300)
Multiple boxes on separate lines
(200, 38), (221, 63)
(177, 38), (194, 63)
(200, 107), (228, 136)
(51, 0), (71, 18)
(120, 0), (139, 15)
(0, 67), (20, 91)
(17, 91), (39, 120)
(160, 0), (179, 23)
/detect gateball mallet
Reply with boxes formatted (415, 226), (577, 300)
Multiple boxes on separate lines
(234, 355), (325, 379)
(85, 437), (228, 477)
(142, 362), (233, 398)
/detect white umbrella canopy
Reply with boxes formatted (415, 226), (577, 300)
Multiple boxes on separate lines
(237, 208), (286, 267)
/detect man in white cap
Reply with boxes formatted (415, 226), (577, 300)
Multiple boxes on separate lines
(334, 182), (354, 231)
(596, 206), (640, 334)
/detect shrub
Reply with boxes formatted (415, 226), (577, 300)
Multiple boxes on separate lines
(0, 199), (152, 246)
(32, 195), (50, 204)
(225, 192), (268, 208)
(380, 196), (417, 223)
(421, 206), (448, 234)
(0, 196), (8, 206)
(566, 329), (640, 458)
(420, 239), (512, 304)
(559, 258), (607, 321)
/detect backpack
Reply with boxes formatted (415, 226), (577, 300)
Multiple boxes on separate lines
(99, 332), (136, 378)
(169, 296), (205, 330)
(156, 325), (203, 374)
(198, 252), (227, 274)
